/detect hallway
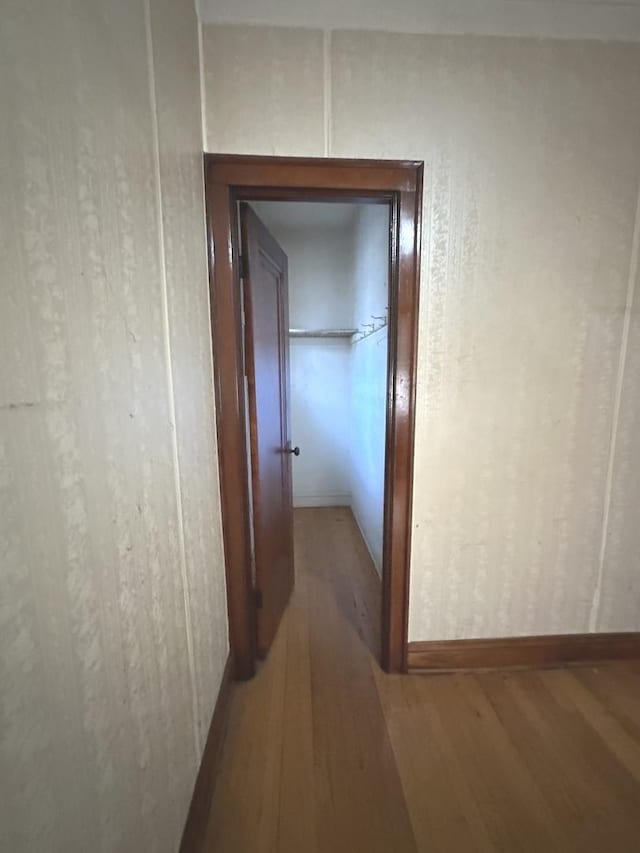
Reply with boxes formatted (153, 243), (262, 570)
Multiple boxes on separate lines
(201, 508), (640, 852)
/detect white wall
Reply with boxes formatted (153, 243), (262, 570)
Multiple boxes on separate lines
(0, 2), (228, 850)
(281, 222), (355, 329)
(290, 339), (351, 506)
(202, 25), (640, 642)
(349, 206), (390, 573)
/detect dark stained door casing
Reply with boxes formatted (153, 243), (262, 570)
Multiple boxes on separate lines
(239, 203), (295, 657)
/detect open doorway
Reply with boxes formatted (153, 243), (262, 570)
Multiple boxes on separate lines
(204, 156), (423, 678)
(252, 200), (389, 534)
(243, 199), (390, 661)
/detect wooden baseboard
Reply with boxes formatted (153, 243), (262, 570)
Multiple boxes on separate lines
(180, 656), (233, 853)
(407, 632), (640, 672)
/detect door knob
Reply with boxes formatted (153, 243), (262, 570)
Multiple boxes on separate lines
(286, 445), (300, 456)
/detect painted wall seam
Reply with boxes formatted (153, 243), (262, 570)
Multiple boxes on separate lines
(589, 170), (640, 632)
(323, 29), (332, 157)
(143, 0), (201, 762)
(198, 20), (209, 152)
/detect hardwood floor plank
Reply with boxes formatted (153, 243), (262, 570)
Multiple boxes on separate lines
(201, 508), (640, 853)
(202, 619), (288, 852)
(275, 514), (317, 853)
(574, 664), (640, 743)
(487, 670), (640, 850)
(539, 669), (640, 784)
(478, 671), (606, 852)
(374, 671), (496, 853)
(413, 674), (561, 852)
(302, 509), (417, 853)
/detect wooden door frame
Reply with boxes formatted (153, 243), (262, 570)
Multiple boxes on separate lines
(204, 154), (423, 678)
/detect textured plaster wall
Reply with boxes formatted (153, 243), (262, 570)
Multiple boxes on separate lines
(0, 1), (228, 850)
(202, 25), (640, 641)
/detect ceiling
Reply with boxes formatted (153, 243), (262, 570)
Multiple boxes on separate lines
(250, 201), (359, 231)
(198, 0), (640, 41)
